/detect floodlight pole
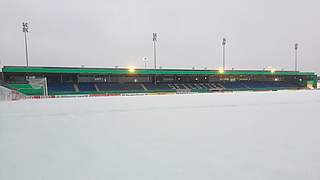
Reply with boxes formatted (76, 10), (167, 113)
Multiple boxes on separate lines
(143, 57), (148, 69)
(153, 33), (157, 69)
(44, 77), (48, 97)
(294, 43), (298, 71)
(222, 38), (226, 70)
(22, 22), (29, 67)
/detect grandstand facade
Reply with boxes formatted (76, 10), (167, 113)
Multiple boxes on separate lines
(0, 66), (318, 96)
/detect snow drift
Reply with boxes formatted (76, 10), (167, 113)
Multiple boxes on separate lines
(1, 91), (320, 180)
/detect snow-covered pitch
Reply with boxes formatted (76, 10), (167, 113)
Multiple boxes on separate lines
(1, 91), (320, 180)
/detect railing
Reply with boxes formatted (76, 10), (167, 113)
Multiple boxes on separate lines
(0, 80), (26, 101)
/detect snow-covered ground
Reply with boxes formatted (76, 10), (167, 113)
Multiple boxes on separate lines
(1, 91), (320, 180)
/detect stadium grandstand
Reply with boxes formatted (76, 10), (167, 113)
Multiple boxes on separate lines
(0, 66), (318, 97)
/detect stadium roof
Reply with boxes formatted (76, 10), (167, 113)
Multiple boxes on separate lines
(2, 66), (316, 76)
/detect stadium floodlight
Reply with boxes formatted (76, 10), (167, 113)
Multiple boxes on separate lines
(128, 66), (136, 73)
(294, 43), (298, 71)
(222, 38), (226, 46)
(153, 33), (157, 69)
(270, 68), (276, 73)
(218, 67), (224, 74)
(143, 57), (148, 69)
(22, 22), (29, 67)
(222, 38), (226, 70)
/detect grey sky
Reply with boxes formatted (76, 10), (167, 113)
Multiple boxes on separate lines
(0, 0), (319, 73)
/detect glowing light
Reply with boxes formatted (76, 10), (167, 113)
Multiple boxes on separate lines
(270, 69), (276, 73)
(265, 66), (276, 73)
(128, 66), (136, 73)
(218, 67), (225, 74)
(274, 78), (278, 81)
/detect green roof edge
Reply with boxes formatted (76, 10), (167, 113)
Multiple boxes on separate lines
(2, 66), (316, 76)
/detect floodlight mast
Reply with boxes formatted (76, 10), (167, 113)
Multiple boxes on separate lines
(222, 38), (226, 70)
(143, 57), (148, 69)
(153, 33), (157, 69)
(22, 22), (29, 67)
(294, 43), (298, 71)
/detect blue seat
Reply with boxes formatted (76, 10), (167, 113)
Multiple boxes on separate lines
(221, 82), (247, 89)
(78, 83), (96, 91)
(97, 83), (144, 91)
(48, 83), (75, 92)
(144, 83), (171, 90)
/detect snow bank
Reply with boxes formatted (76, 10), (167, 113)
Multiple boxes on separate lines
(1, 91), (320, 180)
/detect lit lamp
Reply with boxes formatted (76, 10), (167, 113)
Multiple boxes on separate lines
(128, 66), (136, 73)
(270, 69), (276, 73)
(218, 67), (225, 74)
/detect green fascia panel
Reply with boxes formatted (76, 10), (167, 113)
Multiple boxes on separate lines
(48, 89), (176, 96)
(2, 67), (316, 76)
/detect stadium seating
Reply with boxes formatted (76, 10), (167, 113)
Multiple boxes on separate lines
(48, 83), (75, 93)
(144, 83), (172, 90)
(220, 82), (248, 90)
(97, 83), (144, 91)
(240, 81), (301, 90)
(78, 83), (96, 91)
(32, 81), (304, 95)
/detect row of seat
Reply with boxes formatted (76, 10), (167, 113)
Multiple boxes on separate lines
(97, 84), (144, 91)
(47, 83), (146, 92)
(167, 83), (224, 90)
(47, 81), (302, 93)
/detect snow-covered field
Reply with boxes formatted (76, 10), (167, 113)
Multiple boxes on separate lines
(1, 91), (320, 180)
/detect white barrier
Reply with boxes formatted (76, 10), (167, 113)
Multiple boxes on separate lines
(0, 86), (25, 101)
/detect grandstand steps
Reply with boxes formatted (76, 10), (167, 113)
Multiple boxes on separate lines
(172, 84), (177, 89)
(182, 84), (189, 89)
(94, 84), (100, 91)
(200, 83), (207, 89)
(206, 83), (214, 89)
(74, 84), (79, 92)
(174, 84), (185, 89)
(185, 84), (192, 89)
(241, 82), (251, 89)
(217, 83), (225, 89)
(141, 84), (148, 91)
(168, 84), (176, 89)
(210, 83), (217, 88)
(188, 84), (196, 89)
(194, 83), (202, 89)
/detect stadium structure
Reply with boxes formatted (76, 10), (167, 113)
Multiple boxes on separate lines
(0, 66), (318, 98)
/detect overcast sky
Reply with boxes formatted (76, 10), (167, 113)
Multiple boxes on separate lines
(0, 0), (319, 73)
